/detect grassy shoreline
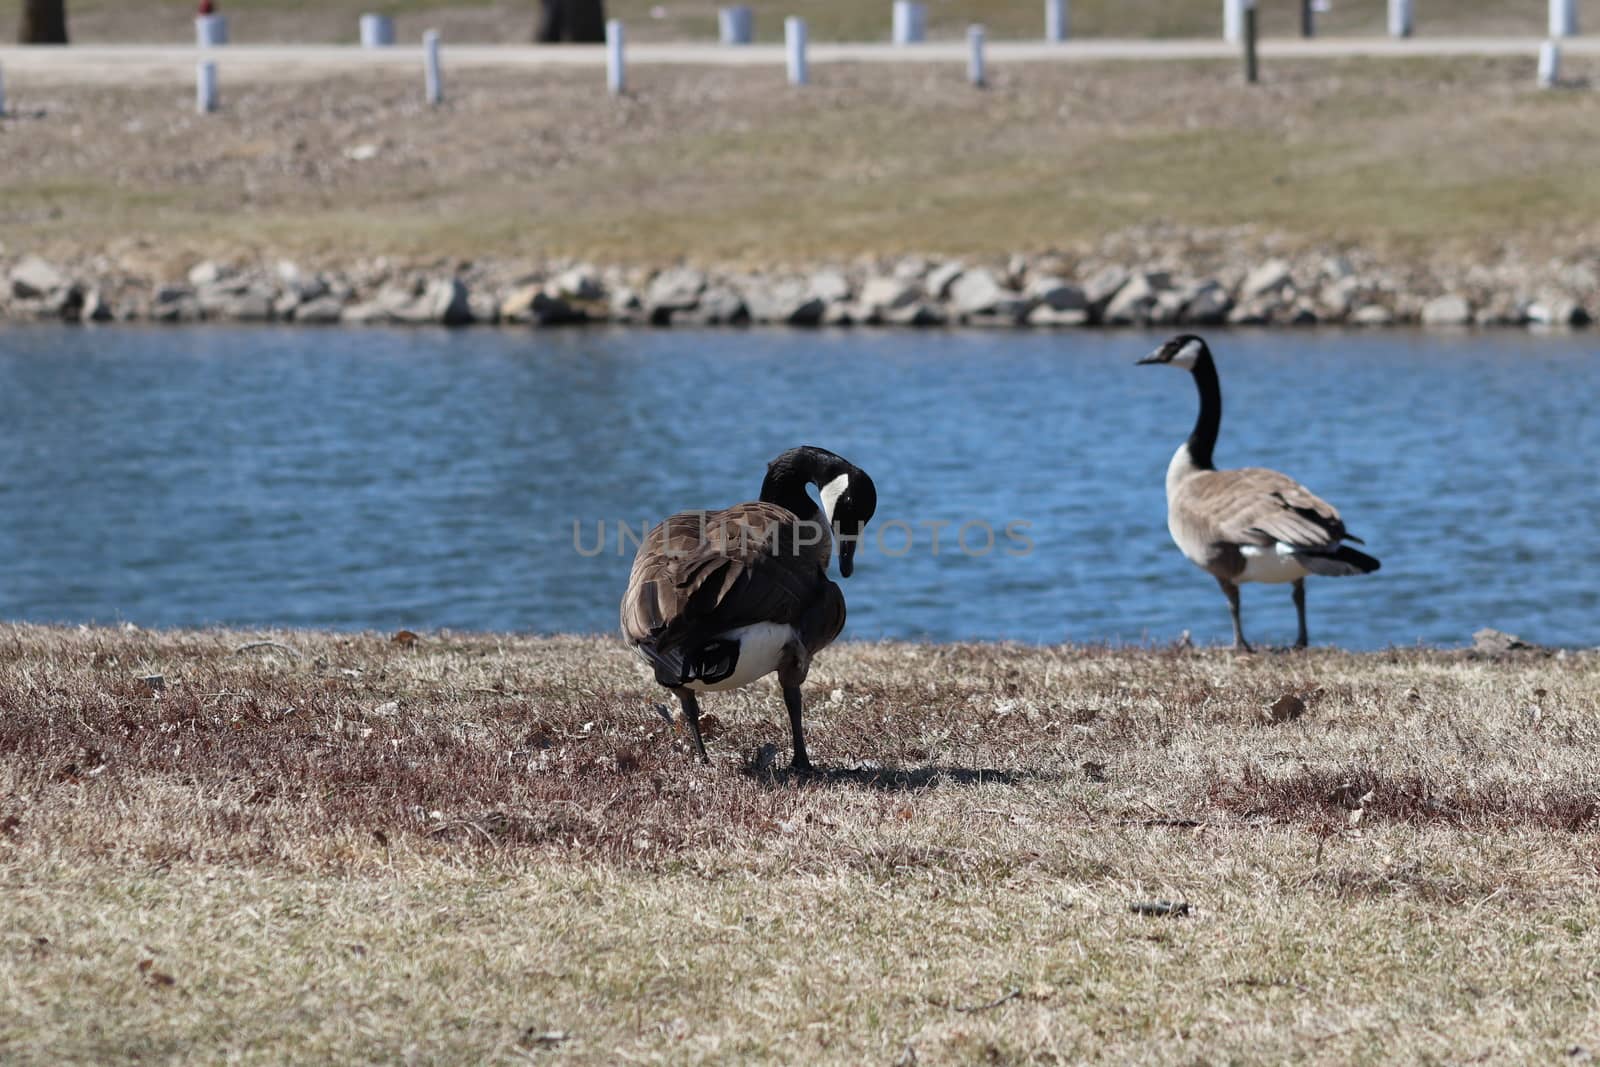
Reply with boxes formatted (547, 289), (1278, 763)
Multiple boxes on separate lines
(5, 57), (1599, 268)
(3, 625), (1598, 1063)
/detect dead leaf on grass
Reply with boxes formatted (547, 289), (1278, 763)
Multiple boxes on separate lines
(137, 959), (176, 988)
(1264, 689), (1319, 723)
(1328, 782), (1376, 810)
(748, 743), (780, 776)
(1130, 900), (1191, 917)
(954, 987), (1021, 1013)
(518, 1028), (569, 1050)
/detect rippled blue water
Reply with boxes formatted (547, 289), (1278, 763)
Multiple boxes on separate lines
(0, 325), (1595, 648)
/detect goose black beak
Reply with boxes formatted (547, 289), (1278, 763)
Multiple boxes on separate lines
(1136, 350), (1164, 365)
(838, 539), (857, 578)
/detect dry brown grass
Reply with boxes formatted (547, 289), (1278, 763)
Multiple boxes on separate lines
(4, 625), (1600, 1063)
(5, 56), (1600, 269)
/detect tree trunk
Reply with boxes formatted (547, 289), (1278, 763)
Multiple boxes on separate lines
(18, 0), (69, 44)
(536, 0), (605, 43)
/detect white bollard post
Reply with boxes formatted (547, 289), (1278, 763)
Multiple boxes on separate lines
(1550, 0), (1578, 37)
(718, 6), (753, 45)
(1538, 39), (1562, 86)
(196, 60), (218, 113)
(195, 13), (228, 47)
(892, 1), (926, 44)
(423, 30), (442, 105)
(1223, 0), (1248, 43)
(1388, 0), (1413, 38)
(606, 20), (625, 95)
(360, 14), (395, 47)
(1045, 0), (1069, 41)
(785, 17), (808, 86)
(967, 24), (987, 87)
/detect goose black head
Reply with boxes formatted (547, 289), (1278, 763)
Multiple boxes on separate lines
(762, 446), (878, 578)
(1137, 334), (1210, 371)
(821, 465), (877, 578)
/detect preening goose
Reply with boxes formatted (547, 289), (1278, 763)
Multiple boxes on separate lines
(620, 446), (877, 772)
(1138, 335), (1379, 651)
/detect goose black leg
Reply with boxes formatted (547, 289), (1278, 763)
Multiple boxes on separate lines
(1216, 576), (1252, 653)
(781, 685), (814, 775)
(1292, 579), (1309, 650)
(673, 688), (710, 764)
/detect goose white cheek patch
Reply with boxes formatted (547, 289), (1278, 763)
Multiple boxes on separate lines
(1170, 340), (1203, 370)
(818, 473), (850, 525)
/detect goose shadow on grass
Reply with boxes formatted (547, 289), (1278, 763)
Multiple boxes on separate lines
(739, 746), (1057, 792)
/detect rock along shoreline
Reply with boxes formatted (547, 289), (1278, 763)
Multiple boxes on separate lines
(4, 249), (1596, 330)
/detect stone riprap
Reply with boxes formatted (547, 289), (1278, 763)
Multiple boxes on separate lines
(2, 250), (1594, 330)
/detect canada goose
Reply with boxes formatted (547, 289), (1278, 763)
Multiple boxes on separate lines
(1138, 335), (1379, 651)
(620, 446), (877, 772)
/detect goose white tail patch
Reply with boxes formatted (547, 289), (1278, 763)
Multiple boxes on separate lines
(818, 473), (850, 525)
(684, 622), (795, 692)
(1239, 542), (1310, 585)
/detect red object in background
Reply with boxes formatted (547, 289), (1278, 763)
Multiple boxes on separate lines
(199, 1), (215, 13)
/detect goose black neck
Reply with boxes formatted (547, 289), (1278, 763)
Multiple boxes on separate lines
(759, 448), (831, 519)
(1186, 350), (1222, 471)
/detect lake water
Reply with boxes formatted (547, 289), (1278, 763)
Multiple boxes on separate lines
(1, 325), (1595, 649)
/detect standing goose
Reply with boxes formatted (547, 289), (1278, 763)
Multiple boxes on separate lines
(620, 446), (877, 772)
(1138, 335), (1379, 651)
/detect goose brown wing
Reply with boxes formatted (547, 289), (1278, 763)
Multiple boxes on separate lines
(619, 502), (833, 651)
(1185, 467), (1353, 551)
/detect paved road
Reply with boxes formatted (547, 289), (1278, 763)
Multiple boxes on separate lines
(1, 38), (1592, 85)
